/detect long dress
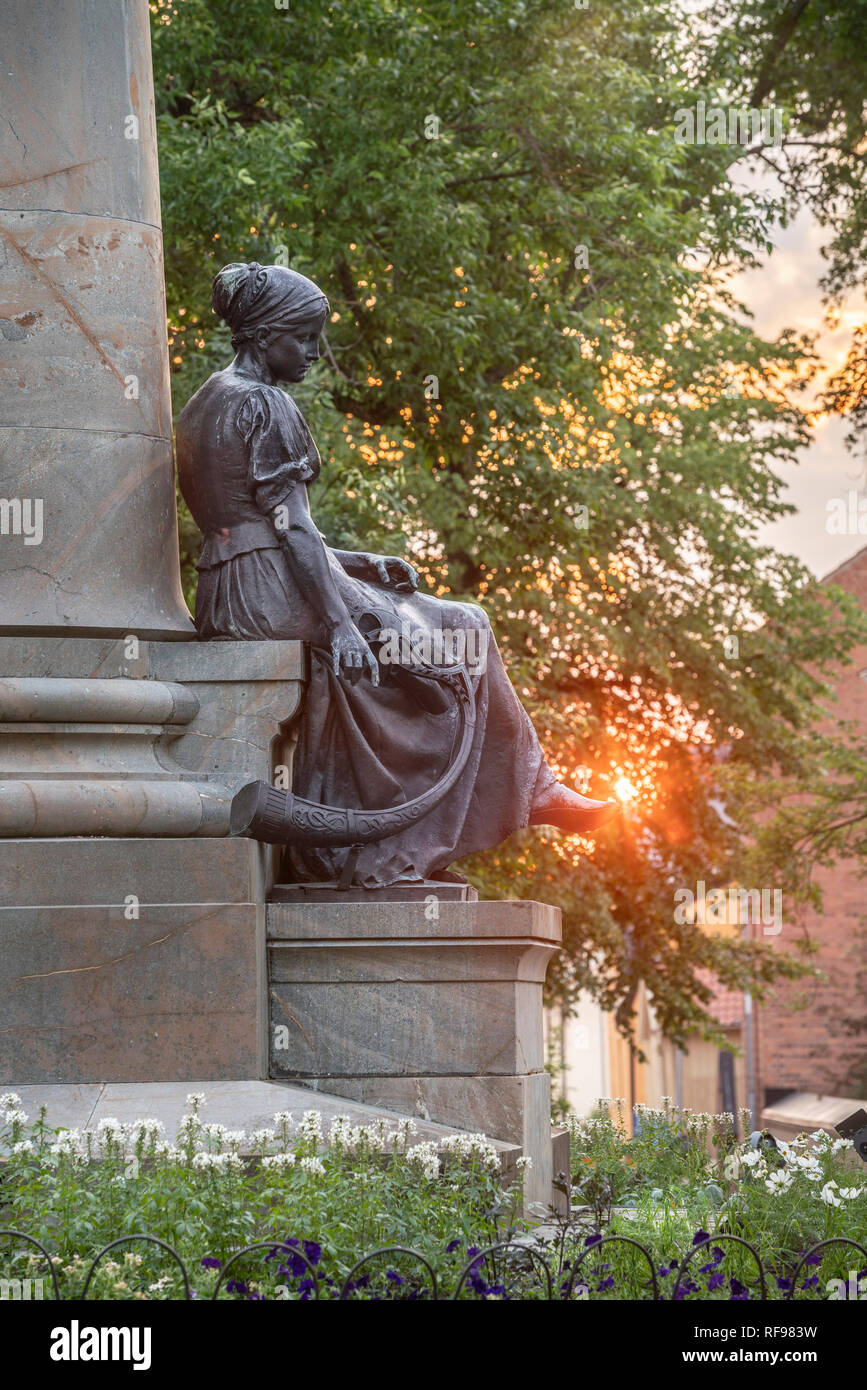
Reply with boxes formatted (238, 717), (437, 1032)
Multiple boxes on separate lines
(176, 365), (557, 886)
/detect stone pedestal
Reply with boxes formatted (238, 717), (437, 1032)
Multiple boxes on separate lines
(0, 636), (304, 1082)
(267, 898), (561, 1205)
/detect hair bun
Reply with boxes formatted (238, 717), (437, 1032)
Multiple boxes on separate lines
(212, 262), (267, 330)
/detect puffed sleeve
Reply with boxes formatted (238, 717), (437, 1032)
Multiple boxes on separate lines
(236, 387), (322, 515)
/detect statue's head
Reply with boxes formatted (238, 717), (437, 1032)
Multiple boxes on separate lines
(212, 262), (329, 383)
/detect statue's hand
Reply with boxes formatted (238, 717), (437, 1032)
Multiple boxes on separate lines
(357, 552), (419, 593)
(329, 618), (380, 686)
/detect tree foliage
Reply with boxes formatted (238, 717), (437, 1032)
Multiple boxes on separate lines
(152, 0), (867, 1048)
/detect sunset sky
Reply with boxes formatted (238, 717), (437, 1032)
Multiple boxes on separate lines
(731, 172), (866, 580)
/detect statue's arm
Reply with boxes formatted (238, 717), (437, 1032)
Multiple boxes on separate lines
(271, 490), (378, 684)
(329, 546), (419, 593)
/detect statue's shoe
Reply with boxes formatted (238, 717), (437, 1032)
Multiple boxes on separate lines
(528, 786), (620, 835)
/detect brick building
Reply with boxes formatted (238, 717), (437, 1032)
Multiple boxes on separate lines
(755, 542), (867, 1108)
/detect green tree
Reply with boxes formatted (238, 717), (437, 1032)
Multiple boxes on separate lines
(152, 0), (867, 1049)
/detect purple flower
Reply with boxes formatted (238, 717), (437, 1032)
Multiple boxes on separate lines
(595, 1276), (615, 1291)
(776, 1277), (792, 1292)
(226, 1279), (248, 1295)
(303, 1240), (322, 1266)
(584, 1233), (602, 1248)
(386, 1270), (404, 1286)
(708, 1272), (725, 1292)
(692, 1230), (710, 1246)
(446, 1239), (461, 1254)
(201, 1257), (222, 1269)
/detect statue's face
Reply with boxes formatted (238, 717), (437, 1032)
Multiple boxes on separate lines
(261, 312), (326, 383)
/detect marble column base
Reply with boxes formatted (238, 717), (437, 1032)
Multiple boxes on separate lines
(0, 636), (304, 1081)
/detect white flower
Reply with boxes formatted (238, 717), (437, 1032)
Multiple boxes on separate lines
(191, 1150), (241, 1171)
(439, 1133), (500, 1169)
(837, 1187), (863, 1201)
(391, 1117), (418, 1152)
(11, 1140), (33, 1155)
(765, 1168), (793, 1195)
(328, 1116), (361, 1151)
(153, 1142), (183, 1162)
(250, 1127), (276, 1149)
(221, 1129), (247, 1153)
(299, 1156), (325, 1176)
(820, 1182), (843, 1207)
(406, 1142), (440, 1180)
(741, 1148), (762, 1168)
(0, 1093), (22, 1110)
(129, 1118), (164, 1139)
(96, 1117), (126, 1145)
(298, 1110), (324, 1145)
(186, 1092), (206, 1108)
(516, 1155), (533, 1171)
(359, 1123), (393, 1152)
(262, 1152), (297, 1170)
(49, 1129), (86, 1159)
(199, 1122), (231, 1150)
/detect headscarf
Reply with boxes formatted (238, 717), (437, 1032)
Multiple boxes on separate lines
(212, 262), (329, 347)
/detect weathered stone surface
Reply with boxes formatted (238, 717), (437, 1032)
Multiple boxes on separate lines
(0, 638), (304, 836)
(0, 637), (151, 680)
(295, 1073), (550, 1148)
(0, 837), (258, 908)
(0, 775), (229, 837)
(267, 898), (561, 1203)
(266, 898), (561, 942)
(550, 1125), (570, 1215)
(153, 641), (305, 791)
(270, 979), (543, 1077)
(0, 677), (198, 724)
(0, 903), (259, 1082)
(269, 942), (556, 984)
(0, 0), (192, 637)
(149, 641), (305, 685)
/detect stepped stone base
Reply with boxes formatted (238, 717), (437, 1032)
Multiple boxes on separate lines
(0, 635), (563, 1200)
(267, 898), (561, 1204)
(0, 838), (268, 1082)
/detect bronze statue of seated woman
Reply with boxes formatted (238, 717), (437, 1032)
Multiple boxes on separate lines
(176, 261), (617, 888)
